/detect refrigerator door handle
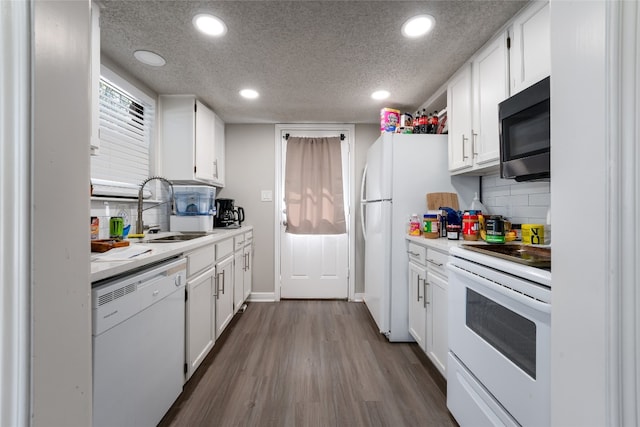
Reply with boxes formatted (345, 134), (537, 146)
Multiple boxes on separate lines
(360, 164), (368, 241)
(360, 164), (368, 203)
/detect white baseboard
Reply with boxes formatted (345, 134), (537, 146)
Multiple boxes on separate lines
(247, 292), (277, 302)
(352, 293), (364, 302)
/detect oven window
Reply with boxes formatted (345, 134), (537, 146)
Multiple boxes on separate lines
(502, 99), (550, 159)
(466, 288), (537, 379)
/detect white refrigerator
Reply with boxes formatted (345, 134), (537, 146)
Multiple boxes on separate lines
(361, 133), (476, 341)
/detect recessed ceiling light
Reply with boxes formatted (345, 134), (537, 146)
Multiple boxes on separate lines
(240, 89), (259, 99)
(133, 50), (166, 67)
(371, 90), (390, 100)
(401, 14), (436, 38)
(193, 14), (227, 37)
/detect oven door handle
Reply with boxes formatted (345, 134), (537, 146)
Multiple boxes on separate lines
(448, 263), (551, 314)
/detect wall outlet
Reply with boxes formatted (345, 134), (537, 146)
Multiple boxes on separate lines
(261, 190), (273, 202)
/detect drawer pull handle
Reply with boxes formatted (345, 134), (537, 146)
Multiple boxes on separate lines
(407, 251), (420, 257)
(427, 259), (443, 267)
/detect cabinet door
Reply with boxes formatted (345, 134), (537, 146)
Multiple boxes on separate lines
(408, 261), (427, 351)
(212, 112), (225, 187)
(473, 34), (508, 166)
(233, 250), (244, 312)
(447, 64), (473, 172)
(185, 267), (216, 380)
(243, 244), (252, 301)
(426, 271), (448, 378)
(215, 255), (234, 338)
(195, 100), (215, 182)
(509, 1), (550, 95)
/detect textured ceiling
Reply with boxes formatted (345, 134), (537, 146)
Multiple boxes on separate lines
(99, 0), (528, 124)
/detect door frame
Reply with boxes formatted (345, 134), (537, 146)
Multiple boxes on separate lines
(274, 124), (356, 301)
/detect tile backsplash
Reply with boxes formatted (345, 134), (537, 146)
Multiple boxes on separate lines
(90, 199), (168, 239)
(480, 173), (551, 242)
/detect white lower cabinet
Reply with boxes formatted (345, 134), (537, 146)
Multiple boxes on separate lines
(233, 248), (245, 313)
(243, 238), (253, 301)
(407, 239), (449, 379)
(408, 260), (427, 351)
(215, 238), (235, 339)
(185, 244), (216, 381)
(426, 270), (448, 376)
(185, 267), (215, 380)
(183, 228), (254, 380)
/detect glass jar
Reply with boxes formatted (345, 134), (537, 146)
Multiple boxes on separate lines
(462, 211), (479, 241)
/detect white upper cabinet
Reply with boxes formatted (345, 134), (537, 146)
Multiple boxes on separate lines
(509, 1), (550, 95)
(447, 64), (473, 172)
(472, 34), (509, 166)
(448, 34), (508, 174)
(212, 112), (225, 187)
(160, 95), (225, 186)
(194, 99), (216, 182)
(445, 1), (548, 176)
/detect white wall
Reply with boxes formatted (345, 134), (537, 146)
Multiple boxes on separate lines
(222, 123), (379, 297)
(550, 1), (608, 425)
(219, 125), (276, 295)
(32, 1), (93, 426)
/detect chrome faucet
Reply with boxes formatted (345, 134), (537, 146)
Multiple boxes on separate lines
(136, 176), (175, 235)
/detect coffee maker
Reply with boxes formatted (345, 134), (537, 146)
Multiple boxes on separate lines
(214, 198), (245, 228)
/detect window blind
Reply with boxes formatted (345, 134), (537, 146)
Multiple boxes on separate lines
(91, 66), (154, 197)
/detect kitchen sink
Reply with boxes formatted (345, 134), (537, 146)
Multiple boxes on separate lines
(143, 233), (208, 243)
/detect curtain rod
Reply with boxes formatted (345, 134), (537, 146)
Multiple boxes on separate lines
(284, 133), (345, 141)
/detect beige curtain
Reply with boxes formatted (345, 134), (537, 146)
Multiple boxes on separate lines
(284, 136), (346, 234)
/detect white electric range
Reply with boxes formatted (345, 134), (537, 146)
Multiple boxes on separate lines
(447, 244), (552, 427)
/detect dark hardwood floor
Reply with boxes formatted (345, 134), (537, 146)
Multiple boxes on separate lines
(159, 301), (456, 427)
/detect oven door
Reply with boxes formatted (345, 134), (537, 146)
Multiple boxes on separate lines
(448, 261), (551, 427)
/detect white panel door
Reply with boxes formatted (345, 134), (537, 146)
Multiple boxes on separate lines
(280, 129), (350, 299)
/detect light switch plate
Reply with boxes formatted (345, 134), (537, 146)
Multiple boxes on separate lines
(261, 190), (273, 202)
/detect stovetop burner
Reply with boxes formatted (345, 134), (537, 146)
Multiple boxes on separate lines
(461, 244), (551, 269)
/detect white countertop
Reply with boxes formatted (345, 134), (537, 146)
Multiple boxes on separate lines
(91, 226), (253, 283)
(406, 234), (552, 285)
(406, 234), (469, 252)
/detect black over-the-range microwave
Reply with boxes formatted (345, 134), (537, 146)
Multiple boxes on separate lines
(499, 76), (550, 182)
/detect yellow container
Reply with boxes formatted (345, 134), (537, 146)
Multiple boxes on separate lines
(522, 224), (544, 245)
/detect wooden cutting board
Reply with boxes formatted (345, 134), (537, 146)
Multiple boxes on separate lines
(426, 192), (460, 211)
(91, 239), (130, 253)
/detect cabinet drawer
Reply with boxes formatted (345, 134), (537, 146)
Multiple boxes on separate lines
(216, 238), (234, 261)
(407, 242), (427, 266)
(234, 234), (245, 251)
(187, 245), (215, 278)
(426, 248), (448, 277)
(244, 230), (253, 246)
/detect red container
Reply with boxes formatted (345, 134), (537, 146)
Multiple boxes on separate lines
(462, 211), (479, 241)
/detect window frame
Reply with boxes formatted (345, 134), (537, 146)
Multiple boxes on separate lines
(90, 64), (156, 198)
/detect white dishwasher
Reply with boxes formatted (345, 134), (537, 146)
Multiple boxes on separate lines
(92, 257), (186, 427)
